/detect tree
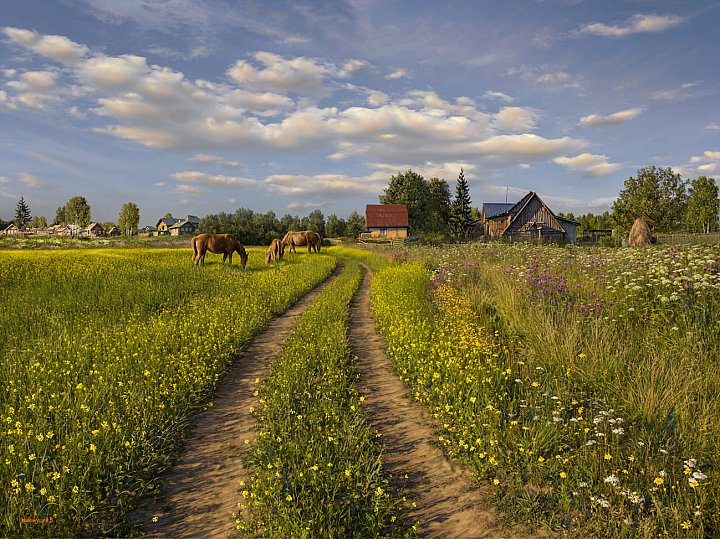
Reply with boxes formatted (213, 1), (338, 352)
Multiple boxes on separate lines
(380, 169), (429, 230)
(612, 166), (688, 233)
(325, 214), (347, 237)
(53, 206), (66, 226)
(346, 211), (366, 238)
(687, 176), (719, 233)
(426, 178), (451, 233)
(14, 197), (31, 229)
(304, 210), (326, 237)
(448, 169), (473, 239)
(29, 216), (48, 229)
(64, 196), (92, 230)
(118, 202), (140, 236)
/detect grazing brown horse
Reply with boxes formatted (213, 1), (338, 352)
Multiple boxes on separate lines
(281, 230), (322, 255)
(191, 233), (248, 268)
(265, 238), (282, 264)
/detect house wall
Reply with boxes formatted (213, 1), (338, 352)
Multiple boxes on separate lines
(486, 216), (510, 237)
(504, 198), (563, 238)
(368, 227), (408, 238)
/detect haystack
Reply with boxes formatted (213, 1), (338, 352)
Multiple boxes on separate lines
(628, 218), (651, 247)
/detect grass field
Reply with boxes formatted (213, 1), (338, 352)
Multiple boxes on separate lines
(2, 241), (717, 537)
(0, 247), (335, 536)
(372, 242), (719, 536)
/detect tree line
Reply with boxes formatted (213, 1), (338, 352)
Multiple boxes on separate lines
(196, 208), (367, 246)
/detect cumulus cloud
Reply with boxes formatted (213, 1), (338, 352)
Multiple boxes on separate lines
(579, 14), (685, 37)
(339, 59), (374, 78)
(172, 171), (258, 188)
(265, 173), (384, 196)
(191, 154), (245, 169)
(2, 27), (88, 65)
(553, 153), (622, 176)
(3, 27), (588, 174)
(227, 51), (333, 95)
(493, 107), (537, 132)
(580, 108), (642, 127)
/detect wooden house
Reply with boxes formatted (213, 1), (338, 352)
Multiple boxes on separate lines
(107, 227), (120, 236)
(484, 192), (579, 243)
(169, 218), (198, 236)
(365, 204), (409, 239)
(86, 223), (105, 237)
(155, 216), (180, 235)
(2, 223), (22, 236)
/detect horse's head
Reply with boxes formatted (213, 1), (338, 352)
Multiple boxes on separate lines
(264, 251), (271, 264)
(237, 244), (248, 269)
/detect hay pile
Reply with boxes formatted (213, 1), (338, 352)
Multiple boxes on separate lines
(628, 218), (651, 247)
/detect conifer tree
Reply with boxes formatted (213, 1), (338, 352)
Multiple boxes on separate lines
(14, 197), (31, 229)
(449, 169), (473, 239)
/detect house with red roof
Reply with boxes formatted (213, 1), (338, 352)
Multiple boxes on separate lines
(364, 204), (409, 239)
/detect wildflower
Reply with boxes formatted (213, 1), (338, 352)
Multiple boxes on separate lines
(604, 474), (620, 486)
(654, 477), (664, 486)
(560, 472), (567, 479)
(681, 521), (691, 529)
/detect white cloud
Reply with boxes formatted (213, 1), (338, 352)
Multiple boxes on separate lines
(473, 134), (586, 158)
(2, 27), (88, 65)
(265, 173), (384, 196)
(175, 184), (203, 194)
(190, 154), (245, 169)
(172, 171), (258, 187)
(493, 107), (537, 132)
(483, 91), (513, 102)
(227, 51), (333, 95)
(339, 59), (373, 78)
(508, 65), (582, 89)
(580, 108), (642, 127)
(651, 82), (697, 100)
(706, 123), (720, 130)
(21, 70), (57, 91)
(18, 172), (48, 188)
(579, 14), (685, 37)
(553, 153), (622, 176)
(385, 68), (407, 79)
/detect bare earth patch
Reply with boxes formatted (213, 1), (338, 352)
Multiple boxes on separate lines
(350, 264), (547, 539)
(133, 263), (342, 538)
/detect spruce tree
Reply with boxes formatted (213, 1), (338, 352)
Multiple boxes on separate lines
(449, 169), (473, 239)
(14, 197), (31, 229)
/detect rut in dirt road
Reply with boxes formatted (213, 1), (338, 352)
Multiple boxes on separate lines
(134, 263), (343, 539)
(349, 264), (542, 539)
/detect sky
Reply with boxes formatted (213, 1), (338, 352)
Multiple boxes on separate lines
(0, 0), (718, 226)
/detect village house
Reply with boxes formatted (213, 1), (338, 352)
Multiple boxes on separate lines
(2, 223), (22, 236)
(107, 227), (120, 236)
(155, 215), (200, 236)
(483, 192), (579, 243)
(364, 204), (409, 239)
(86, 223), (105, 237)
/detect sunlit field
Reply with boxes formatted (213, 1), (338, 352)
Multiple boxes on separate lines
(237, 256), (413, 537)
(0, 248), (335, 537)
(372, 243), (719, 537)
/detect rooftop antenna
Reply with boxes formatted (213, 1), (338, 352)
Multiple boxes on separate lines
(505, 186), (508, 203)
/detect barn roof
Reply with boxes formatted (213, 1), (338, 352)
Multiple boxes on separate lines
(365, 204), (409, 228)
(482, 202), (515, 219)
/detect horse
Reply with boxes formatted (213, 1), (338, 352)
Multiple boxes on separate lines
(265, 238), (282, 264)
(281, 230), (322, 255)
(191, 233), (248, 268)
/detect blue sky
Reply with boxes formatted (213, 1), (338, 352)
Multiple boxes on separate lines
(1, 0), (718, 225)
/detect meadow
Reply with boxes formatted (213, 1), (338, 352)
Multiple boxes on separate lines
(236, 255), (412, 537)
(0, 247), (335, 536)
(371, 242), (719, 537)
(2, 240), (718, 538)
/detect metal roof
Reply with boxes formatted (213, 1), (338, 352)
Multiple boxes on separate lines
(365, 204), (409, 228)
(481, 202), (515, 218)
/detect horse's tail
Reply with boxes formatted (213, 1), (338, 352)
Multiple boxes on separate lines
(191, 236), (198, 262)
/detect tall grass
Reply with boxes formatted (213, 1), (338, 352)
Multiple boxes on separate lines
(371, 242), (719, 537)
